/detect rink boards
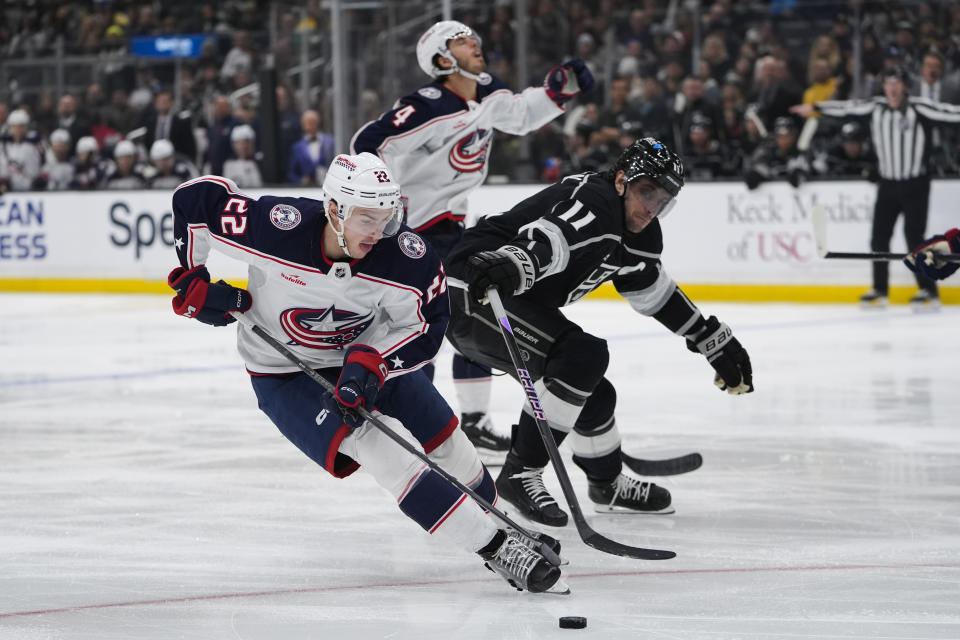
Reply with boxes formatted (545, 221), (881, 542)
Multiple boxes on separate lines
(1, 179), (959, 303)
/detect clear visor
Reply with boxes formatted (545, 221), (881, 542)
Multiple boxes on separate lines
(448, 30), (481, 48)
(630, 178), (677, 219)
(341, 204), (403, 238)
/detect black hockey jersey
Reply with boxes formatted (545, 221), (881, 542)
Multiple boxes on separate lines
(171, 176), (450, 376)
(446, 172), (704, 336)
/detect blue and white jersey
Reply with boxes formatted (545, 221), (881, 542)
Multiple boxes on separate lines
(171, 176), (450, 376)
(351, 75), (563, 231)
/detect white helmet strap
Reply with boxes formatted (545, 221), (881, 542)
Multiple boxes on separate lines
(326, 201), (353, 258)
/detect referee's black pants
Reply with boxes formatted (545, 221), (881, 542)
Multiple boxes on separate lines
(870, 176), (937, 295)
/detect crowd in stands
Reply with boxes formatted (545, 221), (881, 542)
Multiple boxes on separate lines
(3, 0), (960, 193)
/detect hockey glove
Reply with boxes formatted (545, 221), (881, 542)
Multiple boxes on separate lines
(686, 315), (754, 395)
(319, 388), (363, 432)
(545, 59), (595, 106)
(168, 265), (253, 327)
(335, 345), (388, 423)
(462, 245), (538, 304)
(904, 228), (960, 281)
(744, 170), (762, 190)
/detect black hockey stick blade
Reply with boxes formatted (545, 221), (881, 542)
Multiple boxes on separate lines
(622, 451), (703, 476)
(822, 250), (960, 261)
(226, 311), (560, 563)
(486, 289), (676, 561)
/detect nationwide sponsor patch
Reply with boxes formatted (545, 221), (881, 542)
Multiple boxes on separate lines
(418, 87), (442, 100)
(270, 204), (302, 230)
(398, 231), (427, 259)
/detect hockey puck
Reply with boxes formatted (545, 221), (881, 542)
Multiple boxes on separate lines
(559, 616), (587, 629)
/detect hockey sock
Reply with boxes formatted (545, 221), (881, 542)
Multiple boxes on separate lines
(398, 467), (498, 552)
(421, 361), (435, 382)
(452, 353), (493, 414)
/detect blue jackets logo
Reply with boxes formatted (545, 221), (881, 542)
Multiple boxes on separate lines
(270, 204), (301, 230)
(449, 129), (491, 173)
(280, 306), (374, 349)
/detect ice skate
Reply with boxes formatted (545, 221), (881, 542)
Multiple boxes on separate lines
(588, 474), (675, 514)
(480, 529), (569, 594)
(859, 289), (888, 309)
(496, 454), (569, 527)
(461, 412), (510, 456)
(909, 289), (941, 312)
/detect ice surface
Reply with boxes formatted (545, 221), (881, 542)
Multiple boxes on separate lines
(1, 294), (958, 639)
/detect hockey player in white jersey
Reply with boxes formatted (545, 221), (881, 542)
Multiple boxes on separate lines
(166, 152), (564, 593)
(352, 20), (594, 456)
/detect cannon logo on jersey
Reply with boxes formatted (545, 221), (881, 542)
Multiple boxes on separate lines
(449, 129), (491, 173)
(398, 231), (427, 259)
(270, 204), (302, 230)
(280, 306), (375, 349)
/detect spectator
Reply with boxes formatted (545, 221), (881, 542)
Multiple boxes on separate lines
(913, 50), (960, 103)
(54, 94), (91, 154)
(0, 109), (46, 192)
(701, 34), (732, 84)
(744, 116), (810, 190)
(205, 96), (240, 175)
(143, 89), (197, 164)
(101, 139), (147, 190)
(42, 128), (75, 190)
(636, 75), (673, 143)
(147, 139), (197, 190)
(803, 58), (839, 111)
(222, 124), (263, 188)
(593, 76), (643, 151)
(287, 109), (335, 186)
(274, 85), (302, 181)
(681, 114), (733, 180)
(819, 121), (877, 180)
(70, 136), (103, 190)
(103, 89), (139, 138)
(221, 30), (254, 80)
(673, 76), (726, 155)
(752, 56), (802, 130)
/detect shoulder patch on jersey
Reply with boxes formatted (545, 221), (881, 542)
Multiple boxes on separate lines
(417, 86), (442, 100)
(270, 203), (302, 230)
(476, 72), (493, 86)
(398, 231), (427, 259)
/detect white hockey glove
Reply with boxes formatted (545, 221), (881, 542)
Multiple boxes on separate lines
(686, 316), (754, 395)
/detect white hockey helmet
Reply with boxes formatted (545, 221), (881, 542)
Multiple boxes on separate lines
(150, 138), (175, 161)
(416, 20), (482, 79)
(321, 152), (403, 256)
(76, 136), (99, 155)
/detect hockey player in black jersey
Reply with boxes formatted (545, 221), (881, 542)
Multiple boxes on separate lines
(445, 138), (754, 526)
(166, 152), (564, 593)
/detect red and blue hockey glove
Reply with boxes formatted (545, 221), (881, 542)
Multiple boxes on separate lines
(686, 315), (754, 395)
(168, 265), (252, 327)
(544, 58), (595, 106)
(334, 345), (388, 420)
(904, 228), (960, 281)
(462, 246), (538, 304)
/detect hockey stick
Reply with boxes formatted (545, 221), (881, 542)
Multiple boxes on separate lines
(485, 289), (676, 561)
(622, 451), (702, 476)
(811, 204), (960, 261)
(226, 311), (561, 564)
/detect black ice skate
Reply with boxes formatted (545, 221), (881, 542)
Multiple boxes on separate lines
(909, 289), (941, 312)
(588, 474), (675, 514)
(461, 412), (510, 453)
(859, 289), (889, 309)
(480, 529), (568, 594)
(496, 454), (569, 527)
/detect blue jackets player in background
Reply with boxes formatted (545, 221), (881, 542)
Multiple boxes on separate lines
(166, 152), (565, 594)
(352, 19), (594, 458)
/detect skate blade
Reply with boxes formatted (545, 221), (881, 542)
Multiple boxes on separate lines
(910, 301), (941, 313)
(543, 578), (571, 595)
(593, 504), (676, 515)
(859, 300), (888, 310)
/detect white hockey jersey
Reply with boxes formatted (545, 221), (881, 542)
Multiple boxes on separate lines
(171, 176), (449, 376)
(351, 75), (563, 231)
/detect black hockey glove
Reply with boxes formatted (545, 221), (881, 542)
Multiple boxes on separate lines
(462, 245), (538, 304)
(168, 265), (252, 326)
(319, 388), (363, 432)
(335, 345), (388, 421)
(686, 315), (754, 395)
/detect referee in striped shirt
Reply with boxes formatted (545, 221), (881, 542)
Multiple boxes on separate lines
(792, 65), (960, 307)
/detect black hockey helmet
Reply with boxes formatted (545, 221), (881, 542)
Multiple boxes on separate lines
(612, 137), (685, 197)
(840, 121), (866, 142)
